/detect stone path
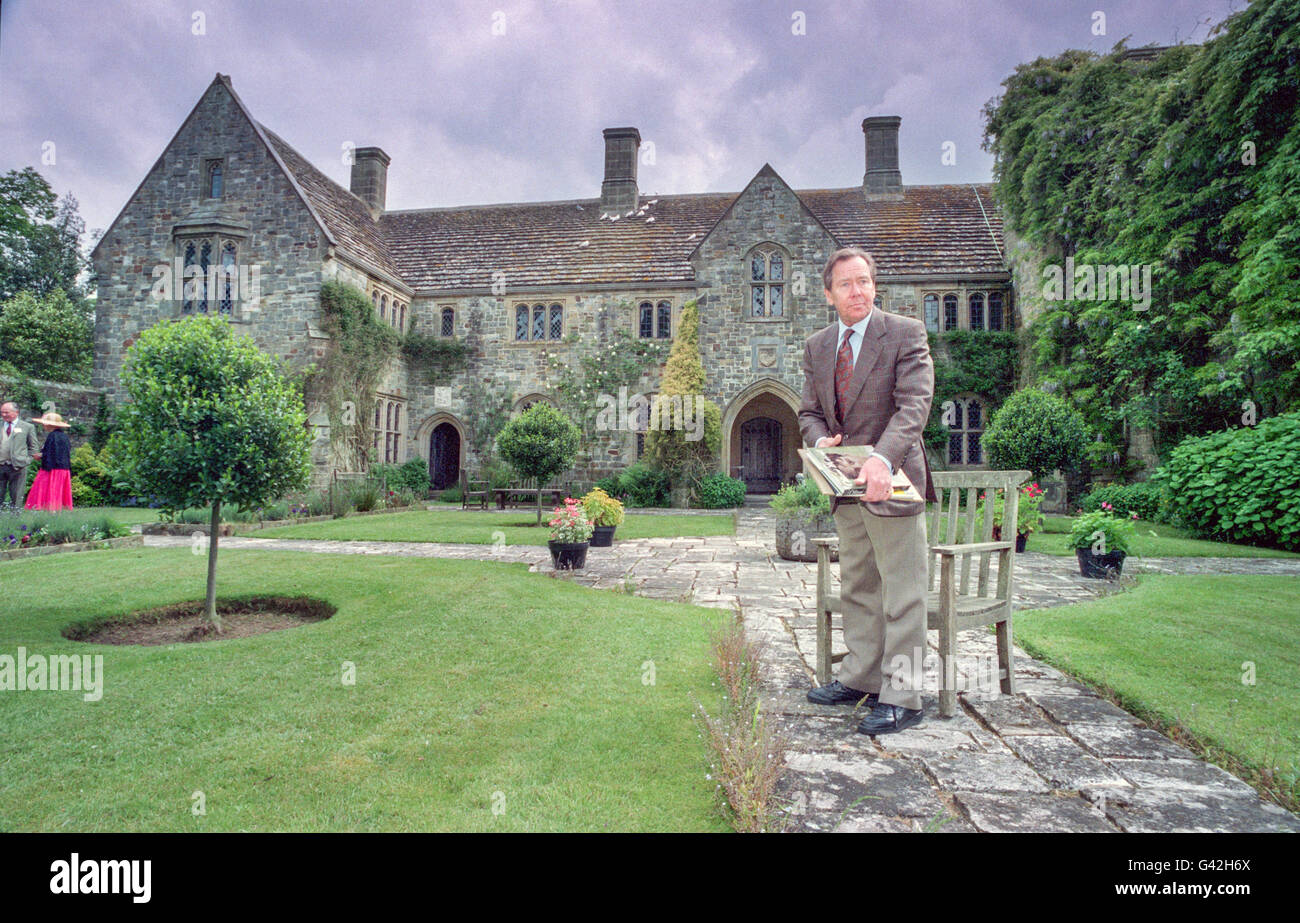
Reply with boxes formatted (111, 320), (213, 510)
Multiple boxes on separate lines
(142, 511), (1300, 832)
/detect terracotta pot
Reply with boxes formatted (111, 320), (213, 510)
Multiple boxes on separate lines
(548, 540), (589, 570)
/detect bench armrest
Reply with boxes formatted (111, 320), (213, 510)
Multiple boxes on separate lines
(931, 540), (1013, 555)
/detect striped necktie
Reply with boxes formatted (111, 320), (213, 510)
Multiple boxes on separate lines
(834, 329), (855, 421)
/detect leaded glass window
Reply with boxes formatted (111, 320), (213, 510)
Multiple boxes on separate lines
(747, 246), (787, 317)
(969, 293), (984, 330)
(988, 291), (1004, 331)
(441, 307), (454, 337)
(923, 294), (938, 333)
(943, 294), (958, 331)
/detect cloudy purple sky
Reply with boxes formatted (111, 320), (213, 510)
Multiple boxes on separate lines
(1, 0), (1244, 238)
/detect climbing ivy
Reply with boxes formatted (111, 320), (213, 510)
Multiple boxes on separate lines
(924, 331), (1020, 455)
(307, 280), (398, 468)
(982, 0), (1300, 457)
(401, 331), (468, 384)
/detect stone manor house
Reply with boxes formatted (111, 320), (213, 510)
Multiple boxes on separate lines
(91, 74), (1012, 493)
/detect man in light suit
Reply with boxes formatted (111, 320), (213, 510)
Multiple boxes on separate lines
(798, 247), (936, 735)
(0, 402), (42, 509)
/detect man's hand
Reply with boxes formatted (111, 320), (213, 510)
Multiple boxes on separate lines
(855, 455), (892, 503)
(815, 434), (842, 449)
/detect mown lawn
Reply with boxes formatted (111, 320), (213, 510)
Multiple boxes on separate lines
(0, 547), (729, 831)
(1015, 574), (1300, 809)
(1025, 515), (1300, 558)
(254, 509), (736, 544)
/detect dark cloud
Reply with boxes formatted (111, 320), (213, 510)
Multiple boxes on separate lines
(0, 0), (1244, 237)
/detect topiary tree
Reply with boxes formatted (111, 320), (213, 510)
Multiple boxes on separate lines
(982, 387), (1090, 489)
(643, 300), (722, 506)
(114, 316), (312, 630)
(496, 402), (581, 525)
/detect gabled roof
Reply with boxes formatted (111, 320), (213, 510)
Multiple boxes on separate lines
(380, 193), (729, 291)
(687, 162), (836, 260)
(260, 125), (404, 284)
(96, 74), (1007, 292)
(801, 185), (1005, 275)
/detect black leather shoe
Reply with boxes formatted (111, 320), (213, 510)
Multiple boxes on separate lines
(856, 702), (923, 735)
(807, 680), (877, 708)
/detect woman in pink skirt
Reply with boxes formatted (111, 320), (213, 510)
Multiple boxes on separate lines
(25, 412), (73, 511)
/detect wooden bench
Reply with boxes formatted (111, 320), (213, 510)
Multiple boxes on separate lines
(459, 471), (490, 510)
(494, 478), (575, 510)
(812, 469), (1031, 717)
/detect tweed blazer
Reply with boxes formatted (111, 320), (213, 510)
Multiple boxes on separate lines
(798, 309), (937, 517)
(0, 418), (41, 468)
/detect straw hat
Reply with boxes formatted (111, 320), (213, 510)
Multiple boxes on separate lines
(32, 412), (70, 429)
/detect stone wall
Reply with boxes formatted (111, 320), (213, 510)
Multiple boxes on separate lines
(91, 79), (327, 404)
(0, 377), (105, 451)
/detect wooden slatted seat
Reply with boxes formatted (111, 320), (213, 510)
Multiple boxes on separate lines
(812, 469), (1031, 717)
(459, 470), (490, 510)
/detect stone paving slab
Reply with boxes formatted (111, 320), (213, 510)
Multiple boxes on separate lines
(954, 792), (1118, 833)
(142, 507), (1300, 833)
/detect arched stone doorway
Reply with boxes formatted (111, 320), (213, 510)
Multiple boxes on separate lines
(429, 422), (461, 490)
(723, 379), (801, 495)
(413, 413), (466, 492)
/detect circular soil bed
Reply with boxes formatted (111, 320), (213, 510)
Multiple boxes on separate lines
(64, 596), (336, 646)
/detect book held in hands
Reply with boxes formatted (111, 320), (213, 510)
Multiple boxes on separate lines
(797, 444), (925, 502)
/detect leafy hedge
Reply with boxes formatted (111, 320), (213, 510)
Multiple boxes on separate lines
(1152, 411), (1300, 551)
(982, 388), (1090, 480)
(595, 462), (670, 508)
(695, 473), (746, 509)
(1079, 481), (1164, 521)
(371, 458), (431, 495)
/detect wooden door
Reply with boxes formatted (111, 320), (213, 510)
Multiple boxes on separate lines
(740, 417), (781, 492)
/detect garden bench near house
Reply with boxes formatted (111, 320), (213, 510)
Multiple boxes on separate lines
(494, 477), (575, 510)
(811, 469), (1032, 717)
(459, 471), (490, 510)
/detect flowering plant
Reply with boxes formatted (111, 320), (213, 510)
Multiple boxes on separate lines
(581, 487), (625, 527)
(548, 497), (594, 543)
(984, 482), (1047, 536)
(1068, 507), (1136, 555)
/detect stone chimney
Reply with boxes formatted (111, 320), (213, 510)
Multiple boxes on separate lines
(862, 116), (903, 200)
(600, 127), (640, 216)
(350, 147), (391, 217)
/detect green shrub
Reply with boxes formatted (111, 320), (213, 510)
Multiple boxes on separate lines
(1079, 481), (1163, 521)
(348, 481), (381, 513)
(397, 458), (430, 494)
(70, 475), (102, 508)
(982, 388), (1090, 480)
(438, 485), (463, 504)
(769, 477), (831, 521)
(1068, 509), (1137, 556)
(695, 473), (746, 509)
(1152, 412), (1300, 551)
(603, 462), (671, 508)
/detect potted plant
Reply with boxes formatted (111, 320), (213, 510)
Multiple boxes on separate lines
(989, 482), (1047, 552)
(769, 475), (836, 562)
(1068, 504), (1137, 578)
(547, 497), (594, 570)
(582, 487), (625, 547)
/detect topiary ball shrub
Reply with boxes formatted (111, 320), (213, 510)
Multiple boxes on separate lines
(982, 388), (1090, 481)
(1152, 411), (1300, 551)
(695, 473), (746, 509)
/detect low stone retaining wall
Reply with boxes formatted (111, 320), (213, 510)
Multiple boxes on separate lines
(0, 534), (143, 562)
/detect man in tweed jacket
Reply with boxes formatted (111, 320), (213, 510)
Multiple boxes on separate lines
(798, 247), (936, 735)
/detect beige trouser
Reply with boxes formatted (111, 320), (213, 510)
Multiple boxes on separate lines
(832, 501), (928, 711)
